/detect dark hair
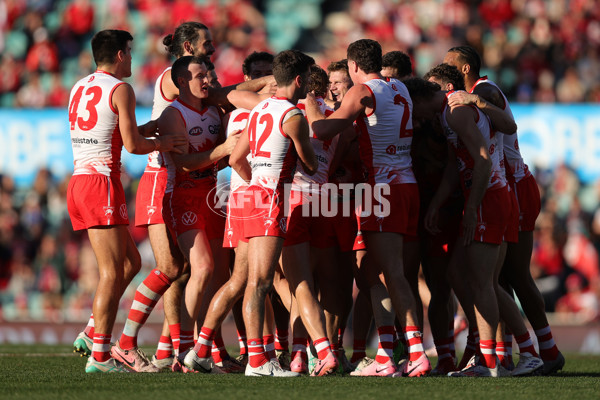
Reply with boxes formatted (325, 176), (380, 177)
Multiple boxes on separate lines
(402, 77), (441, 102)
(91, 30), (133, 65)
(171, 55), (208, 89)
(447, 45), (481, 75)
(347, 39), (382, 74)
(163, 22), (209, 58)
(382, 51), (412, 79)
(272, 50), (315, 86)
(327, 59), (349, 75)
(424, 63), (465, 91)
(242, 51), (274, 76)
(308, 65), (329, 98)
(205, 59), (215, 71)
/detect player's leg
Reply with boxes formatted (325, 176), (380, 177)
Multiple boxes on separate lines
(85, 225), (133, 373)
(504, 231), (564, 374)
(363, 231), (430, 377)
(282, 242), (338, 376)
(494, 241), (543, 376)
(185, 241), (248, 373)
(113, 223), (183, 372)
(177, 229), (214, 356)
(244, 236), (299, 376)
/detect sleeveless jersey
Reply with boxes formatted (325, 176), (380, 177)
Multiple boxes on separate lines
(248, 96), (302, 191)
(69, 70), (125, 177)
(470, 76), (530, 182)
(441, 91), (506, 193)
(145, 67), (175, 171)
(355, 78), (416, 185)
(163, 99), (222, 193)
(294, 97), (339, 192)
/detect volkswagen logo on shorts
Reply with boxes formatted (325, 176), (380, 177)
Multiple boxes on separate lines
(279, 217), (287, 234)
(119, 204), (128, 219)
(182, 211), (198, 226)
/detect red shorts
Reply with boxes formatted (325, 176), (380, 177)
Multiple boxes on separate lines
(135, 169), (167, 227)
(465, 186), (511, 245)
(67, 174), (129, 231)
(331, 201), (360, 252)
(223, 186), (248, 248)
(513, 174), (541, 232)
(242, 185), (287, 239)
(163, 186), (225, 240)
(283, 191), (337, 248)
(504, 186), (519, 243)
(357, 183), (419, 235)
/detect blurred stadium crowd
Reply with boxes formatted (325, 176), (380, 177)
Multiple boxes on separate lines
(0, 0), (599, 323)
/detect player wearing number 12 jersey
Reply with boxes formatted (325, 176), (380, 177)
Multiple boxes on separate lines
(67, 30), (185, 373)
(229, 50), (328, 377)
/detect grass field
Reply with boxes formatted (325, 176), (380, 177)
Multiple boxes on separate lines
(0, 345), (599, 400)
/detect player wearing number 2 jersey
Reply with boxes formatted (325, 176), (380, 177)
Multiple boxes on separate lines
(307, 39), (429, 377)
(67, 30), (185, 373)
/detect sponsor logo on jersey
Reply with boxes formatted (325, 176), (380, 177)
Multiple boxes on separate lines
(182, 211), (198, 226)
(386, 145), (397, 155)
(489, 144), (495, 155)
(208, 124), (220, 135)
(71, 137), (99, 145)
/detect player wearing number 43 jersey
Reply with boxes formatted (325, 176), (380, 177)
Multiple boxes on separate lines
(67, 30), (185, 373)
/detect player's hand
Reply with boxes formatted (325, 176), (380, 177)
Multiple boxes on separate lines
(140, 119), (159, 137)
(424, 204), (441, 235)
(462, 205), (477, 246)
(222, 130), (241, 155)
(258, 76), (277, 94)
(447, 91), (479, 108)
(156, 135), (187, 154)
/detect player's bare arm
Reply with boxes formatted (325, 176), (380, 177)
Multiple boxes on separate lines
(447, 105), (492, 245)
(425, 143), (460, 235)
(309, 85), (371, 141)
(285, 114), (318, 175)
(207, 75), (276, 106)
(229, 127), (251, 181)
(447, 90), (517, 134)
(226, 90), (271, 111)
(327, 126), (358, 176)
(113, 83), (186, 154)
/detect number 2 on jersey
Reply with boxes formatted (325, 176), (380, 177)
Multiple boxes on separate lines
(69, 86), (102, 131)
(248, 112), (274, 158)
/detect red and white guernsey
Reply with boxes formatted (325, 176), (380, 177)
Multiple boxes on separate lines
(294, 97), (338, 192)
(69, 70), (125, 176)
(356, 78), (416, 185)
(145, 67), (175, 171)
(163, 99), (222, 192)
(470, 76), (530, 182)
(248, 96), (302, 191)
(441, 92), (506, 193)
(227, 107), (252, 191)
